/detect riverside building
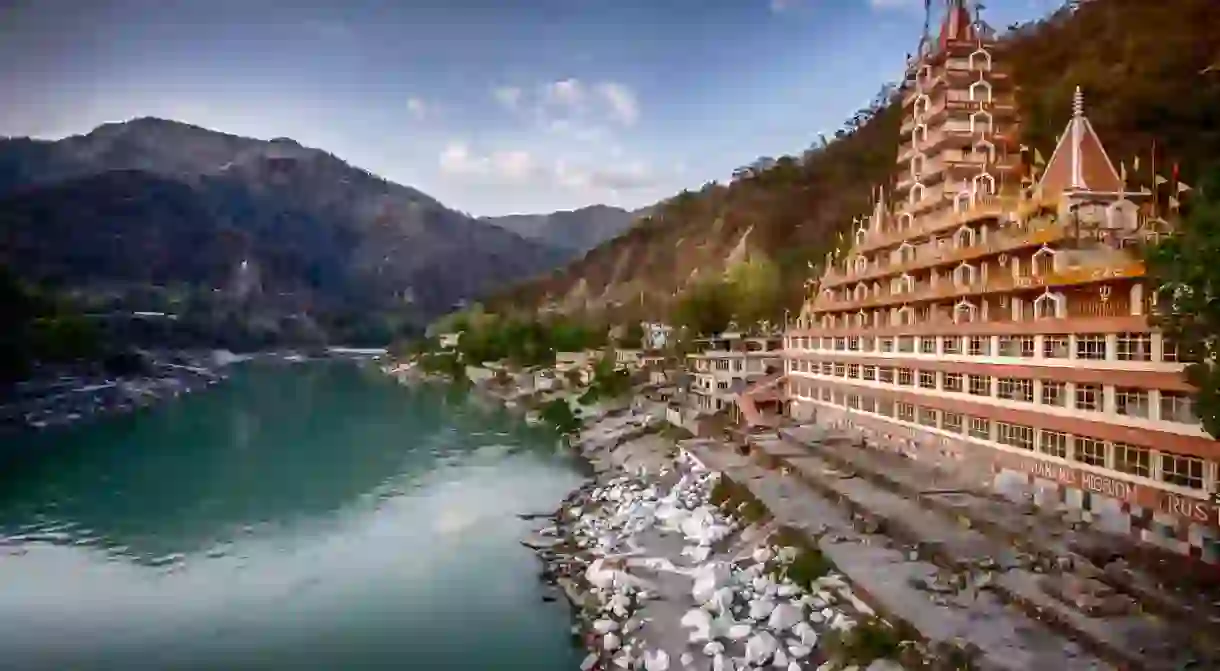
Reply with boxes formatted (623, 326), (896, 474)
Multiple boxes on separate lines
(783, 0), (1219, 563)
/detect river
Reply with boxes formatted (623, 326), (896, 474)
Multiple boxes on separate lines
(0, 362), (586, 670)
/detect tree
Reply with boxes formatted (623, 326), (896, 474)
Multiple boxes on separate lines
(673, 278), (734, 337)
(1144, 166), (1220, 438)
(725, 255), (783, 327)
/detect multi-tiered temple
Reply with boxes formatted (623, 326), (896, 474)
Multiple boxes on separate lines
(783, 0), (1218, 563)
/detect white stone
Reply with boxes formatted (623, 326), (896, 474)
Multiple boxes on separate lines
(767, 603), (803, 631)
(603, 632), (622, 651)
(593, 619), (620, 634)
(748, 597), (776, 620)
(792, 621), (819, 647)
(581, 652), (599, 671)
(752, 546), (774, 563)
(788, 644), (811, 659)
(727, 623), (754, 640)
(643, 649), (670, 671)
(680, 652), (694, 667)
(745, 631), (780, 666)
(703, 641), (725, 656)
(771, 648), (789, 667)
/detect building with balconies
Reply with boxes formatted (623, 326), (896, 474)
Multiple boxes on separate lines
(686, 331), (783, 414)
(783, 0), (1218, 564)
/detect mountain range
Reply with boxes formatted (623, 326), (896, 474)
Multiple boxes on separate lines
(0, 118), (636, 346)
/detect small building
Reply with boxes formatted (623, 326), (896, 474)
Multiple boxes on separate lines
(437, 332), (462, 350)
(642, 322), (673, 350)
(615, 348), (645, 371)
(685, 331), (783, 413)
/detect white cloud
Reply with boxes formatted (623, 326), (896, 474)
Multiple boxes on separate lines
(543, 78), (584, 107)
(439, 141), (654, 193)
(492, 86), (522, 111)
(595, 82), (640, 126)
(407, 97), (427, 120)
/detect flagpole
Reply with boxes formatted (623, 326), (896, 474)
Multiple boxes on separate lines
(1151, 139), (1158, 219)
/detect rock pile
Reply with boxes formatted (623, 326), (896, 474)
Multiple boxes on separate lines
(532, 443), (875, 670)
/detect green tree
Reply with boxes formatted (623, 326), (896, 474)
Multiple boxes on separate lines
(673, 278), (734, 336)
(1144, 166), (1220, 438)
(725, 255), (782, 327)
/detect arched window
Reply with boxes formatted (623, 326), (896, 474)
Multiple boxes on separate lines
(969, 48), (992, 71)
(1033, 291), (1064, 319)
(897, 305), (915, 326)
(854, 254), (867, 273)
(969, 79), (992, 103)
(970, 110), (992, 135)
(953, 190), (972, 213)
(855, 228), (866, 246)
(953, 300), (977, 324)
(953, 262), (977, 287)
(898, 242), (916, 264)
(913, 95), (931, 121)
(854, 283), (867, 301)
(973, 173), (996, 196)
(1031, 245), (1056, 276)
(899, 212), (914, 230)
(910, 154), (926, 178)
(954, 225), (976, 249)
(909, 182), (926, 205)
(913, 123), (929, 145)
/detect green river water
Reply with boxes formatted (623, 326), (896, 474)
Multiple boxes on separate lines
(0, 362), (587, 670)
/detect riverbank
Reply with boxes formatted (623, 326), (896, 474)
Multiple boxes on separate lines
(1, 347), (386, 434)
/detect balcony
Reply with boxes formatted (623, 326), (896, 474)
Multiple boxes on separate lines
(823, 221), (1066, 289)
(813, 259), (1145, 314)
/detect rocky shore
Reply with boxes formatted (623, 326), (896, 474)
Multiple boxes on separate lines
(523, 405), (932, 671)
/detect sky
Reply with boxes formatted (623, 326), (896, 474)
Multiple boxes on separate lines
(0, 0), (1060, 216)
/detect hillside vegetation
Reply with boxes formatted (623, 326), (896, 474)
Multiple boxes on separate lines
(487, 0), (1220, 325)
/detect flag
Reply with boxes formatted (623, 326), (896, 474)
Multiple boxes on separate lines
(1034, 149), (1046, 166)
(1120, 161), (1127, 183)
(1173, 162), (1180, 182)
(1178, 181), (1193, 193)
(1155, 174), (1168, 186)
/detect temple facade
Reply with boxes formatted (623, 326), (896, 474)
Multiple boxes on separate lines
(783, 0), (1219, 563)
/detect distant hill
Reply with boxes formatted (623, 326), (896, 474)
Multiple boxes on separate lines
(0, 118), (566, 347)
(484, 205), (647, 256)
(487, 0), (1220, 323)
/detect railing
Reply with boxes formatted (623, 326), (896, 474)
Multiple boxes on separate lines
(856, 195), (1018, 254)
(813, 260), (1144, 314)
(824, 221), (1063, 289)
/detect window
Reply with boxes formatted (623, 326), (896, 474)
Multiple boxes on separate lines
(878, 367), (894, 384)
(998, 377), (1034, 403)
(1115, 388), (1150, 418)
(1113, 442), (1151, 478)
(968, 336), (991, 356)
(1075, 384), (1102, 412)
(862, 365), (877, 381)
(848, 336), (861, 352)
(968, 416), (990, 440)
(943, 412), (963, 433)
(942, 336), (962, 354)
(1043, 335), (1070, 358)
(918, 407), (938, 427)
(997, 423), (1034, 451)
(897, 402), (916, 422)
(835, 337), (847, 351)
(880, 338), (895, 353)
(861, 396), (877, 413)
(998, 336), (1020, 357)
(1161, 453), (1205, 490)
(1117, 332), (1152, 361)
(968, 374), (990, 396)
(1160, 391), (1198, 424)
(1040, 430), (1068, 459)
(878, 399), (895, 417)
(920, 337), (936, 354)
(848, 363), (860, 379)
(833, 363), (846, 378)
(861, 336), (875, 352)
(1074, 437), (1106, 467)
(897, 368), (914, 386)
(898, 336), (915, 353)
(1162, 338), (1179, 362)
(822, 337), (833, 350)
(943, 373), (964, 393)
(1019, 336), (1036, 358)
(1076, 334), (1107, 360)
(821, 387), (832, 401)
(821, 361), (833, 375)
(919, 371), (937, 389)
(1041, 380), (1066, 406)
(847, 394), (860, 410)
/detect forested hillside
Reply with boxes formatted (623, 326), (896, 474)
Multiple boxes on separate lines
(488, 0), (1220, 328)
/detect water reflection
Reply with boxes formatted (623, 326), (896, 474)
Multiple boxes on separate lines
(0, 363), (583, 670)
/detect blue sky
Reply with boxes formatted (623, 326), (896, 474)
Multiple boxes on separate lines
(0, 0), (1057, 216)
